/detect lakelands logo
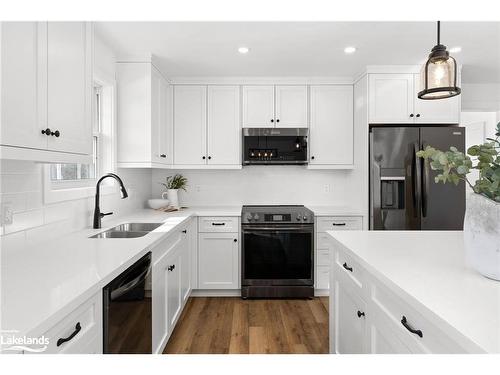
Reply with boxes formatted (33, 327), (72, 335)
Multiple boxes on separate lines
(0, 330), (49, 353)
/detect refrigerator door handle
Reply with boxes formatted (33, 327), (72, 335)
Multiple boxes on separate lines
(421, 142), (429, 218)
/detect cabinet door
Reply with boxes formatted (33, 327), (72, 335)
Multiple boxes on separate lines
(207, 86), (240, 165)
(198, 233), (239, 289)
(173, 85), (207, 165)
(151, 66), (170, 164)
(1, 22), (47, 150)
(368, 74), (414, 124)
(242, 86), (275, 128)
(368, 313), (412, 354)
(167, 250), (182, 329)
(333, 278), (367, 353)
(413, 74), (460, 124)
(309, 85), (353, 165)
(180, 231), (191, 304)
(275, 85), (308, 128)
(46, 22), (92, 154)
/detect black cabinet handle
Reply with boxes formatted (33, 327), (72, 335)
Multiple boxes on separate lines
(416, 114), (421, 118)
(182, 229), (187, 233)
(401, 316), (423, 338)
(208, 156), (212, 160)
(160, 154), (166, 158)
(212, 222), (226, 226)
(41, 128), (52, 136)
(276, 119), (280, 123)
(410, 113), (414, 118)
(332, 223), (346, 226)
(270, 119), (274, 123)
(202, 156), (206, 160)
(311, 156), (315, 160)
(51, 130), (60, 137)
(357, 310), (365, 318)
(233, 238), (237, 242)
(56, 322), (81, 347)
(342, 262), (353, 272)
(168, 265), (175, 272)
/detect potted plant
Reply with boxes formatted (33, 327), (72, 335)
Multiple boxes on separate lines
(417, 123), (500, 280)
(161, 174), (188, 209)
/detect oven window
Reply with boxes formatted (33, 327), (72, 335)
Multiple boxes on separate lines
(243, 230), (312, 280)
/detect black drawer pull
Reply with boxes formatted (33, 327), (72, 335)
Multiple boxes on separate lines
(401, 316), (423, 338)
(182, 229), (187, 233)
(357, 310), (365, 318)
(168, 265), (175, 272)
(332, 223), (346, 226)
(56, 322), (81, 347)
(212, 222), (226, 226)
(342, 262), (353, 272)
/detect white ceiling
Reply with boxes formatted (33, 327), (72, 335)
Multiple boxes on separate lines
(95, 22), (500, 83)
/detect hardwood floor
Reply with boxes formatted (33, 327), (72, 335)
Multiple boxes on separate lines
(164, 297), (329, 354)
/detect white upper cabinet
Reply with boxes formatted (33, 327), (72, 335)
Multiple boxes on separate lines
(1, 22), (93, 162)
(368, 73), (460, 124)
(275, 85), (308, 128)
(173, 85), (207, 166)
(117, 62), (171, 168)
(242, 85), (308, 128)
(1, 22), (46, 150)
(46, 22), (92, 154)
(309, 85), (353, 166)
(207, 86), (240, 165)
(242, 85), (275, 128)
(369, 74), (415, 124)
(413, 74), (460, 124)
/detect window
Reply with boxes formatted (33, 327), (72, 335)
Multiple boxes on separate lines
(44, 74), (116, 203)
(49, 86), (102, 186)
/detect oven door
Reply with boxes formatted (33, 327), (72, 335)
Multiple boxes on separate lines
(241, 225), (314, 286)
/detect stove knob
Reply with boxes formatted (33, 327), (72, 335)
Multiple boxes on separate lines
(253, 213), (260, 221)
(296, 214), (301, 221)
(303, 216), (308, 221)
(245, 213), (253, 222)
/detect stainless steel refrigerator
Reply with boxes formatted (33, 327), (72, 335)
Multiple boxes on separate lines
(369, 126), (466, 230)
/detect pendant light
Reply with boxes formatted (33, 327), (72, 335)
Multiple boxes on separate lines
(418, 21), (461, 100)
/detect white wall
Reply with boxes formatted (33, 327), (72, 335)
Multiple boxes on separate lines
(461, 83), (500, 112)
(0, 34), (152, 249)
(152, 167), (364, 210)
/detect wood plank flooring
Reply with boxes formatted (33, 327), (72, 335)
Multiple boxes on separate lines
(164, 297), (329, 354)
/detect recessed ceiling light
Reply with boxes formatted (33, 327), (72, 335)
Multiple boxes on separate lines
(344, 46), (356, 54)
(238, 47), (250, 54)
(449, 46), (462, 53)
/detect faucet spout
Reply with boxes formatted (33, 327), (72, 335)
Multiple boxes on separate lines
(93, 173), (129, 229)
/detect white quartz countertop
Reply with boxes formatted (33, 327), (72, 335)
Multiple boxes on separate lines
(0, 206), (240, 338)
(327, 230), (500, 353)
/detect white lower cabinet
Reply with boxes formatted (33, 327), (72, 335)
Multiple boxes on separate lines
(152, 223), (192, 354)
(330, 245), (469, 354)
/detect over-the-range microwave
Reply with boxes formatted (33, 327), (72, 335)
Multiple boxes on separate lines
(242, 128), (308, 165)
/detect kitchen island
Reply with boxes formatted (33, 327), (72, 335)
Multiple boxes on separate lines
(327, 230), (500, 354)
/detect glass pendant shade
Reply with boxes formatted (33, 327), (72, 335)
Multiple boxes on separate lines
(418, 22), (461, 100)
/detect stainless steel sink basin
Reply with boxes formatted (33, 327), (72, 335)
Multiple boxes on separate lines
(89, 222), (163, 239)
(110, 223), (163, 232)
(90, 231), (148, 239)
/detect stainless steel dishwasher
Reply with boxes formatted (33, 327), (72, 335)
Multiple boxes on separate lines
(103, 252), (152, 354)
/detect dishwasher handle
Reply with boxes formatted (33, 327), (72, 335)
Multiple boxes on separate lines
(110, 266), (150, 301)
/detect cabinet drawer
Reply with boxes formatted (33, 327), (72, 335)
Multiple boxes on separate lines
(335, 248), (365, 290)
(198, 217), (239, 232)
(370, 279), (466, 353)
(317, 216), (362, 232)
(316, 265), (330, 289)
(36, 292), (102, 354)
(317, 249), (331, 266)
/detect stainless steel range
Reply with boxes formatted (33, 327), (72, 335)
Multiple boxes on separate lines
(241, 205), (314, 299)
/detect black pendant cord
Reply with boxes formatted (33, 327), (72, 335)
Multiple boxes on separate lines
(437, 21), (441, 45)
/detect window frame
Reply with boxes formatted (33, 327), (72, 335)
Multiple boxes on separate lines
(43, 70), (117, 203)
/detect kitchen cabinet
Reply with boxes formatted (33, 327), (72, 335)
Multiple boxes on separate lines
(309, 85), (354, 167)
(1, 22), (93, 162)
(207, 86), (241, 165)
(242, 85), (308, 128)
(117, 62), (171, 168)
(368, 73), (460, 124)
(198, 217), (240, 289)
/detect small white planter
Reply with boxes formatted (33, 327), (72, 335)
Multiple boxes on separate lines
(464, 191), (500, 280)
(166, 189), (180, 209)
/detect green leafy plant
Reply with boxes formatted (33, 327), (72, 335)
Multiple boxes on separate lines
(416, 122), (500, 202)
(161, 174), (188, 191)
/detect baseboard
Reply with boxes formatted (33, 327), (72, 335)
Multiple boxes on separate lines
(190, 289), (329, 297)
(314, 289), (330, 297)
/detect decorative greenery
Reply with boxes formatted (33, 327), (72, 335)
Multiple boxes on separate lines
(416, 122), (500, 202)
(161, 174), (188, 192)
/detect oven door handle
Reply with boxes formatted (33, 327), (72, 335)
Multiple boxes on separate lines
(242, 225), (314, 231)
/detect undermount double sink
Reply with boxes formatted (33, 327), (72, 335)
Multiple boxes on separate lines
(90, 223), (163, 239)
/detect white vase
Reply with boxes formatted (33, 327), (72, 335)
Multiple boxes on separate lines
(463, 191), (500, 280)
(166, 189), (179, 208)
